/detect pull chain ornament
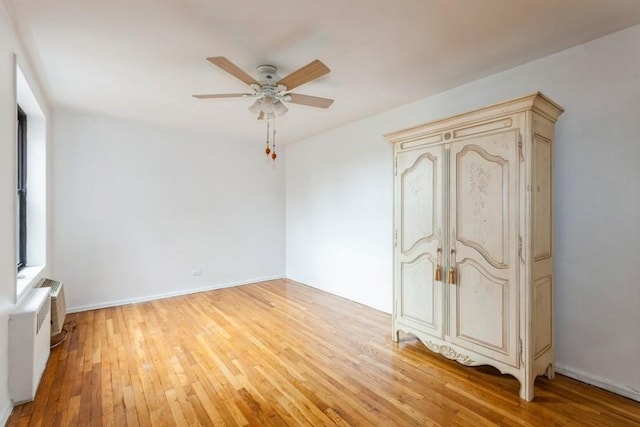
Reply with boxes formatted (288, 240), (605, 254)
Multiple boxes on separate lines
(265, 116), (271, 156)
(271, 115), (277, 161)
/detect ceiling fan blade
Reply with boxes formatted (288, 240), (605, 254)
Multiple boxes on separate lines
(206, 57), (258, 86)
(277, 60), (330, 91)
(192, 93), (250, 99)
(287, 93), (334, 109)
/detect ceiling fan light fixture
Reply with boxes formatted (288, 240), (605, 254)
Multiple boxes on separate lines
(261, 97), (275, 114)
(274, 100), (289, 117)
(248, 99), (262, 114)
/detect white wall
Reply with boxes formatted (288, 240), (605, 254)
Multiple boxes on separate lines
(286, 24), (640, 400)
(52, 110), (285, 311)
(0, 13), (16, 423)
(0, 4), (51, 424)
(286, 117), (393, 312)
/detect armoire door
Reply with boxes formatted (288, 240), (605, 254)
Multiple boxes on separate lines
(447, 130), (519, 366)
(394, 145), (444, 340)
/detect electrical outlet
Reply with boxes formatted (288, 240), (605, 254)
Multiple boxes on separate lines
(191, 269), (202, 276)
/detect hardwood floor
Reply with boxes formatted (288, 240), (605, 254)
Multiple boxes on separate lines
(8, 279), (640, 426)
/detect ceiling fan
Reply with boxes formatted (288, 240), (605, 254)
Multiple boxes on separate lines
(193, 57), (334, 120)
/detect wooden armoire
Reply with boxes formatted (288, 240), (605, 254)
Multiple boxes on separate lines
(385, 93), (563, 400)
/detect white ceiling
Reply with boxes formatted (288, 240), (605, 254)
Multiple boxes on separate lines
(5, 0), (640, 144)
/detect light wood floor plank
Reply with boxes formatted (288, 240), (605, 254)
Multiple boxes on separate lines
(7, 279), (640, 426)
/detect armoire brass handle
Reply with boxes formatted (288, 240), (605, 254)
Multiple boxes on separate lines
(434, 247), (442, 281)
(448, 248), (457, 285)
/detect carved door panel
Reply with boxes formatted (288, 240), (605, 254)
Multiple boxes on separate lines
(395, 146), (444, 340)
(447, 130), (519, 366)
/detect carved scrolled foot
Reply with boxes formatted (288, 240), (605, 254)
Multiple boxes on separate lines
(545, 363), (555, 380)
(519, 378), (535, 402)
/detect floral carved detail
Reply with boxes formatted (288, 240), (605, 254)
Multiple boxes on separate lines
(425, 341), (474, 366)
(467, 160), (491, 247)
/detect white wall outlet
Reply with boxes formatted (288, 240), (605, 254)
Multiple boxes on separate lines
(191, 269), (202, 276)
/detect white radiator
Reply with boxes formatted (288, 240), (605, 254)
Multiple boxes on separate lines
(9, 287), (51, 404)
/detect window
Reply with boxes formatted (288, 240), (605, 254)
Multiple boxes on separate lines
(17, 105), (27, 270)
(15, 65), (47, 298)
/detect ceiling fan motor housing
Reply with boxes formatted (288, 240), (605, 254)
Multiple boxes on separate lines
(256, 65), (281, 85)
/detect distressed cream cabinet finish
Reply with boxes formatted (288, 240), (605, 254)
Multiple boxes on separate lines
(385, 93), (563, 401)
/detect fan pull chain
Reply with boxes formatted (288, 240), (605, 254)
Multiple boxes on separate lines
(265, 116), (271, 156)
(271, 115), (277, 161)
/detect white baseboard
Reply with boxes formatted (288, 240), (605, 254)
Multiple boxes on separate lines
(556, 364), (640, 402)
(0, 399), (13, 426)
(67, 275), (284, 313)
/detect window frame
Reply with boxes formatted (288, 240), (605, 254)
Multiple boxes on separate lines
(17, 105), (27, 270)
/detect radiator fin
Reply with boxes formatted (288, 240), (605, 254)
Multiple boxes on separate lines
(40, 278), (61, 294)
(36, 296), (50, 335)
